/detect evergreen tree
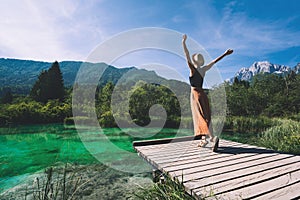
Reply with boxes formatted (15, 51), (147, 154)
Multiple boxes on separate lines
(30, 61), (64, 103)
(30, 70), (49, 102)
(47, 61), (64, 101)
(1, 88), (13, 104)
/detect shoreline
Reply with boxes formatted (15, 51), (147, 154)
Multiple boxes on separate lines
(0, 163), (153, 200)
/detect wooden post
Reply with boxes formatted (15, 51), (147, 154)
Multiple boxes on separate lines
(152, 169), (160, 183)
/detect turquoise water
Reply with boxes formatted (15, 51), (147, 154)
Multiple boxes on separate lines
(0, 124), (191, 192)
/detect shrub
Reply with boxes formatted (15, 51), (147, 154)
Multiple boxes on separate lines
(65, 116), (98, 126)
(224, 116), (277, 133)
(258, 119), (300, 154)
(99, 111), (117, 127)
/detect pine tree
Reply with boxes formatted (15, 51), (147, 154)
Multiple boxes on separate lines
(1, 87), (13, 104)
(30, 70), (49, 102)
(47, 61), (64, 101)
(30, 61), (64, 102)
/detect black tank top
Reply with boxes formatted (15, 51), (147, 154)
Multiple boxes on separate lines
(188, 62), (204, 88)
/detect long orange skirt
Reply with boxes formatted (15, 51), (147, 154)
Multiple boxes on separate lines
(190, 87), (212, 136)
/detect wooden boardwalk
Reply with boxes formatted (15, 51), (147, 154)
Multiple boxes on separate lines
(133, 136), (300, 200)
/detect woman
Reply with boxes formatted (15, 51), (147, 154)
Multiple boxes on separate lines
(182, 34), (233, 147)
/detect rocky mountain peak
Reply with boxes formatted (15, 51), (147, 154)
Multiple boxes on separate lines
(229, 61), (295, 83)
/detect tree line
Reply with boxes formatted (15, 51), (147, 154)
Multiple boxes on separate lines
(0, 61), (184, 127)
(226, 72), (300, 117)
(0, 61), (299, 128)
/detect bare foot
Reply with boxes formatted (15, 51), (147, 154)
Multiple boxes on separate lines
(198, 139), (208, 147)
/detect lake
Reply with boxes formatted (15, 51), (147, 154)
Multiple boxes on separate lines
(0, 124), (192, 193)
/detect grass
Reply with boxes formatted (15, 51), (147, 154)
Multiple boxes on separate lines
(223, 117), (300, 155)
(224, 116), (277, 133)
(133, 174), (195, 200)
(258, 119), (300, 154)
(25, 164), (89, 200)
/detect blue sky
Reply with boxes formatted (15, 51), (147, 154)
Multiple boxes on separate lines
(1, 0), (300, 81)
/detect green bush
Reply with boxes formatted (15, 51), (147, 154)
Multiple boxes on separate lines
(289, 113), (300, 122)
(224, 116), (277, 133)
(65, 116), (98, 126)
(6, 101), (44, 123)
(99, 111), (117, 127)
(258, 119), (300, 154)
(1, 100), (72, 125)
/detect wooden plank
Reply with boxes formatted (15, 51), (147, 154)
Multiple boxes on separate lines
(146, 142), (255, 163)
(194, 160), (300, 196)
(189, 155), (299, 196)
(166, 153), (275, 176)
(144, 142), (208, 158)
(133, 137), (300, 200)
(255, 181), (300, 200)
(157, 143), (258, 169)
(211, 168), (300, 199)
(180, 153), (291, 183)
(133, 135), (202, 146)
(157, 152), (227, 170)
(134, 138), (248, 152)
(135, 139), (276, 171)
(159, 153), (234, 168)
(139, 149), (213, 170)
(134, 140), (208, 157)
(147, 147), (211, 161)
(134, 139), (233, 154)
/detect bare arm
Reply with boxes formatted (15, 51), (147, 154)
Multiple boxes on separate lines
(182, 34), (196, 75)
(202, 49), (234, 72)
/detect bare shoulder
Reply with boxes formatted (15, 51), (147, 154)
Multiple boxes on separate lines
(201, 62), (214, 72)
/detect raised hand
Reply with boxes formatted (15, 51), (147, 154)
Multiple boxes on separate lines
(182, 34), (187, 42)
(225, 49), (234, 55)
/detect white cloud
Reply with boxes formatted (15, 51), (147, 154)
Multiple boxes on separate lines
(191, 0), (300, 57)
(0, 0), (109, 61)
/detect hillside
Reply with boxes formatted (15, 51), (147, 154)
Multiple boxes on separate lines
(0, 58), (189, 96)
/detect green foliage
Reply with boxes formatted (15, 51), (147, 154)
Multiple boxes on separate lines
(289, 113), (300, 122)
(30, 61), (65, 103)
(1, 88), (13, 104)
(2, 100), (71, 124)
(224, 116), (277, 133)
(129, 83), (181, 128)
(96, 82), (114, 117)
(99, 111), (117, 127)
(134, 174), (195, 200)
(258, 119), (300, 154)
(226, 73), (300, 117)
(94, 81), (184, 128)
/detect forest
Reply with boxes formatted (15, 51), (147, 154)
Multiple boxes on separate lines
(0, 61), (299, 129)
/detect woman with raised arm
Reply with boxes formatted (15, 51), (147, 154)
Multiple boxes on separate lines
(182, 34), (233, 149)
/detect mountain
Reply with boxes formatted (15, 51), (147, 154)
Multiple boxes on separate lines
(0, 58), (189, 96)
(229, 61), (299, 83)
(294, 63), (300, 74)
